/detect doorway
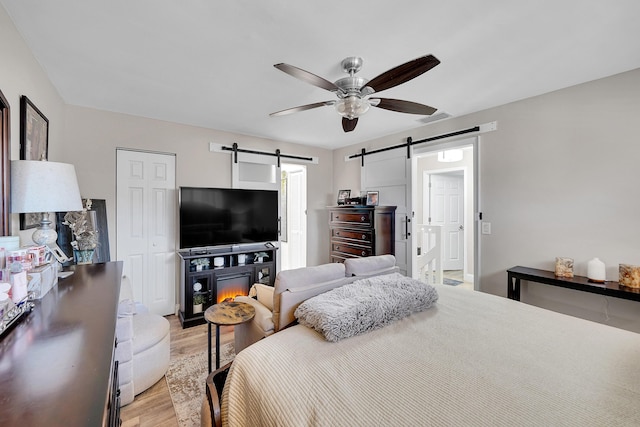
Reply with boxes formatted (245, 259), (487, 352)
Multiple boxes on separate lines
(280, 163), (307, 270)
(413, 142), (475, 289)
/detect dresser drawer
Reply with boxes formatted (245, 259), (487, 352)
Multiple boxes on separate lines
(331, 228), (372, 243)
(330, 254), (357, 264)
(329, 210), (373, 227)
(331, 242), (372, 258)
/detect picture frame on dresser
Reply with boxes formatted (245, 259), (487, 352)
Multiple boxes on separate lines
(366, 191), (379, 206)
(337, 189), (350, 205)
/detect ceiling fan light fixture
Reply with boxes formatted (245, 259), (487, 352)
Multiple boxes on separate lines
(335, 95), (369, 119)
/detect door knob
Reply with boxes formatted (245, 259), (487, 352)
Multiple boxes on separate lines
(459, 225), (464, 231)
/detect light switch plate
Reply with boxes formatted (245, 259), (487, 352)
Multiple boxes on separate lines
(482, 222), (492, 235)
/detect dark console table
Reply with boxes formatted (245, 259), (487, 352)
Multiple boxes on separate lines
(507, 265), (640, 302)
(0, 262), (123, 427)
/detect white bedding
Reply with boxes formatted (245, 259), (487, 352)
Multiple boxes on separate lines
(222, 284), (640, 426)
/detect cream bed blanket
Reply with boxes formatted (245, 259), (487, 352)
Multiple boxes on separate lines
(222, 284), (640, 426)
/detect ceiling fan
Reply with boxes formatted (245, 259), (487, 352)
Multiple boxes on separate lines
(270, 54), (440, 133)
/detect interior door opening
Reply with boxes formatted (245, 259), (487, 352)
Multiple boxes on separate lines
(413, 142), (476, 290)
(281, 163), (307, 270)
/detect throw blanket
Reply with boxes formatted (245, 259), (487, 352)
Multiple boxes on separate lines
(295, 272), (438, 341)
(222, 284), (640, 426)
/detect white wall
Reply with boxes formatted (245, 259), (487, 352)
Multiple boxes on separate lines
(0, 5), (66, 244)
(334, 68), (640, 333)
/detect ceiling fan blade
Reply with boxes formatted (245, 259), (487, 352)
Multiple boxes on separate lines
(342, 117), (358, 132)
(371, 98), (437, 115)
(363, 55), (440, 93)
(270, 101), (334, 117)
(274, 63), (342, 93)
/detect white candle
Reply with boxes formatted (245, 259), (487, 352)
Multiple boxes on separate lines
(587, 258), (606, 283)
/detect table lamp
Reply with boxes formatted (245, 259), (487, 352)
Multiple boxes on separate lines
(10, 160), (83, 260)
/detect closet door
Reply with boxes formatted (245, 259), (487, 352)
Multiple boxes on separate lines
(116, 149), (176, 315)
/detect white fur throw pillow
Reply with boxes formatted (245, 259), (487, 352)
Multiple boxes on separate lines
(294, 273), (438, 342)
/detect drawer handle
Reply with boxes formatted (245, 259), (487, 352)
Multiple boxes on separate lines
(336, 231), (340, 236)
(335, 215), (339, 220)
(362, 234), (366, 239)
(361, 251), (366, 256)
(361, 216), (365, 221)
(336, 246), (340, 250)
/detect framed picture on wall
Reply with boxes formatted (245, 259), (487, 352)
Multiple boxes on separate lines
(19, 96), (49, 229)
(20, 96), (48, 161)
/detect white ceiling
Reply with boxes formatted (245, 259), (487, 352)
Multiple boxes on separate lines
(3, 0), (640, 150)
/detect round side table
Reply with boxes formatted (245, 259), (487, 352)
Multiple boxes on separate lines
(204, 301), (255, 372)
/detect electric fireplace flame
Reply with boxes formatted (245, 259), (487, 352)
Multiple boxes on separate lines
(217, 286), (247, 304)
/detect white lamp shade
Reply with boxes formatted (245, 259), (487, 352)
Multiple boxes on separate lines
(10, 160), (83, 213)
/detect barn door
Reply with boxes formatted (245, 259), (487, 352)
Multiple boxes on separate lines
(231, 152), (281, 271)
(361, 149), (412, 276)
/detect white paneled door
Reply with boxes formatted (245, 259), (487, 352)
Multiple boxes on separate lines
(116, 149), (176, 315)
(429, 173), (464, 270)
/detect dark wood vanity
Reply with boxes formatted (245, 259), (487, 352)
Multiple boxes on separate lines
(0, 262), (123, 427)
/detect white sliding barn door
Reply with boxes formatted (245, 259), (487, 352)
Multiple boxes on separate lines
(231, 152), (281, 271)
(116, 149), (176, 315)
(361, 149), (412, 276)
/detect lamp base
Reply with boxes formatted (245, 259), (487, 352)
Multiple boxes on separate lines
(32, 212), (58, 246)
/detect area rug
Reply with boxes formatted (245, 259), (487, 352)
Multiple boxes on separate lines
(166, 343), (235, 427)
(443, 278), (463, 286)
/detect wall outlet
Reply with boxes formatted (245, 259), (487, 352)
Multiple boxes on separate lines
(482, 222), (492, 235)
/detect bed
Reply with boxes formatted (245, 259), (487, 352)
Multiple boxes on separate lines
(219, 264), (640, 426)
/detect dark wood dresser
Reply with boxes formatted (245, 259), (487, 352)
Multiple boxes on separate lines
(0, 262), (123, 427)
(328, 205), (396, 263)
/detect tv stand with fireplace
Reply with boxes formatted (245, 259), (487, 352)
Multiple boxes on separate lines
(178, 245), (276, 328)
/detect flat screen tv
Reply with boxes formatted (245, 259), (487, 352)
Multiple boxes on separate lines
(179, 187), (279, 250)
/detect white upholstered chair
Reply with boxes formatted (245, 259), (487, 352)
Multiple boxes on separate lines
(115, 276), (171, 406)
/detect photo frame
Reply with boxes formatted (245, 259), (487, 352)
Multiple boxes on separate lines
(366, 191), (379, 206)
(20, 96), (49, 161)
(20, 96), (49, 230)
(337, 189), (351, 205)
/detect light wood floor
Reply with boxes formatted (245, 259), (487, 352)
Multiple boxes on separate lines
(444, 269), (474, 290)
(120, 315), (234, 427)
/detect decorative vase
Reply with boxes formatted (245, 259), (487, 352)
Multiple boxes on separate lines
(193, 303), (203, 314)
(196, 265), (203, 271)
(587, 258), (606, 283)
(555, 257), (574, 278)
(619, 264), (640, 289)
(73, 249), (95, 265)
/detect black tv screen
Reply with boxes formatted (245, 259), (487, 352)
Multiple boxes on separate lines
(179, 187), (279, 249)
